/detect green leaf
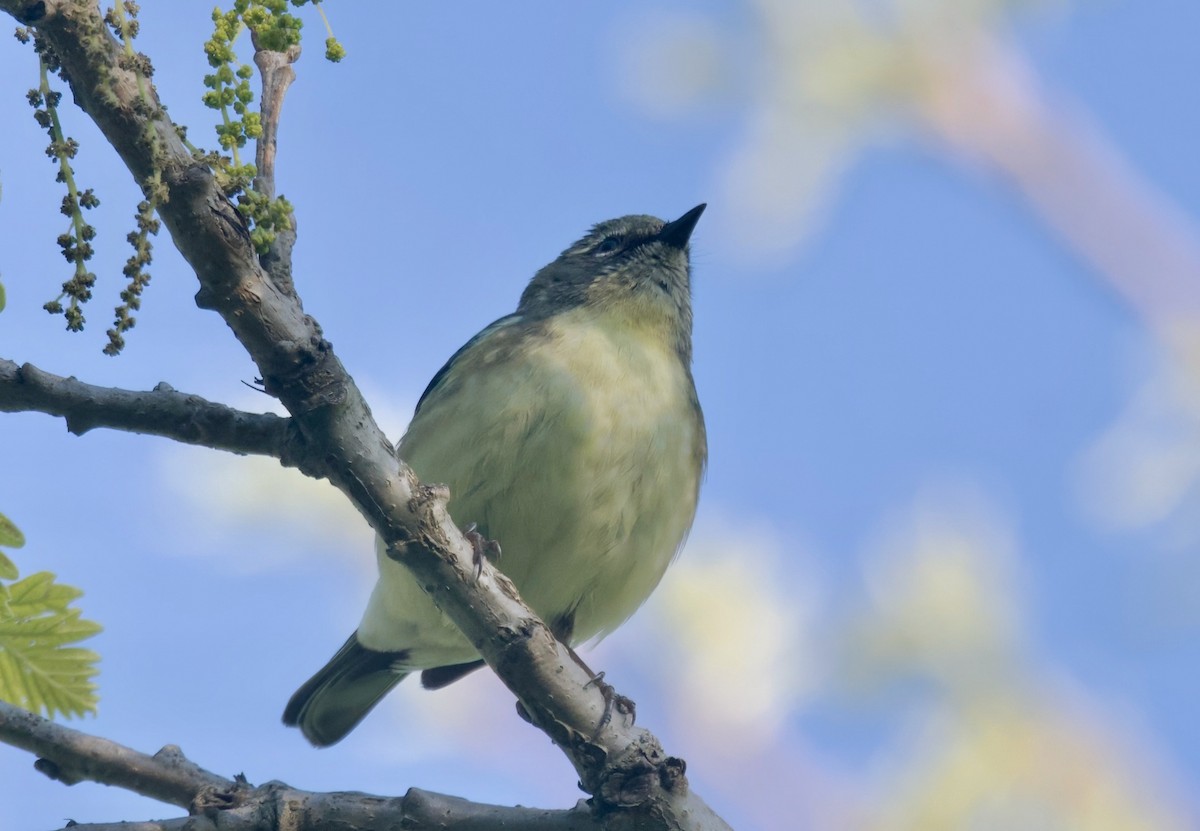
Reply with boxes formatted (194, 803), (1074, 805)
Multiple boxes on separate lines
(0, 551), (16, 581)
(0, 512), (23, 580)
(0, 279), (6, 313)
(7, 571), (81, 614)
(0, 571), (101, 718)
(0, 512), (25, 549)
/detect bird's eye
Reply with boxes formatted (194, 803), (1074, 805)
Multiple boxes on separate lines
(593, 236), (623, 256)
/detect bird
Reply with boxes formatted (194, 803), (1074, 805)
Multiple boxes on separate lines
(283, 204), (708, 747)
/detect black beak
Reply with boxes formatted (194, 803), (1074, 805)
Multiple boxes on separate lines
(658, 203), (706, 250)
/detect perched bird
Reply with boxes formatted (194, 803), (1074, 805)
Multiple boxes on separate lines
(283, 205), (708, 746)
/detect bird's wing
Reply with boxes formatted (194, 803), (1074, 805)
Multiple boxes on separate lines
(412, 313), (524, 418)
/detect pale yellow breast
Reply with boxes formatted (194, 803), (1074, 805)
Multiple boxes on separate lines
(358, 310), (702, 666)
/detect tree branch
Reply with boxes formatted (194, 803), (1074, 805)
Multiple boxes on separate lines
(0, 358), (294, 457)
(0, 701), (602, 831)
(0, 699), (231, 809)
(0, 2), (732, 828)
(249, 34), (295, 203)
(250, 31), (299, 295)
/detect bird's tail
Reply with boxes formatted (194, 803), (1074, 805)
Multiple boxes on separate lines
(282, 633), (409, 747)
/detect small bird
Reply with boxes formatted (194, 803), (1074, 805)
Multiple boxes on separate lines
(283, 205), (708, 746)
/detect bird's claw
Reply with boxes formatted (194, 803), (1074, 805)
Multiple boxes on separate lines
(585, 671), (636, 736)
(463, 523), (502, 580)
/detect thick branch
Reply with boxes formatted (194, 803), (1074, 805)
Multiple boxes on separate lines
(0, 358), (294, 456)
(0, 3), (731, 828)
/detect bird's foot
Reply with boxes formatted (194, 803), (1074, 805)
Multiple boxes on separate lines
(584, 670), (636, 735)
(463, 523), (502, 580)
(565, 643), (637, 736)
(512, 644), (636, 736)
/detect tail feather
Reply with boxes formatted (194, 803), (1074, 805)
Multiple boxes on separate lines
(420, 659), (485, 690)
(283, 633), (409, 747)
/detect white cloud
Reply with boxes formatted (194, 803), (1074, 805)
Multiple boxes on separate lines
(154, 381), (415, 574)
(638, 512), (825, 753)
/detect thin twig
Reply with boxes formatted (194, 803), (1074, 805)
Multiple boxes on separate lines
(250, 31), (300, 294)
(249, 35), (298, 201)
(0, 701), (601, 830)
(0, 700), (235, 809)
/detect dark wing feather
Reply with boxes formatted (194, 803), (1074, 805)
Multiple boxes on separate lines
(420, 660), (486, 690)
(412, 314), (524, 418)
(282, 633), (409, 747)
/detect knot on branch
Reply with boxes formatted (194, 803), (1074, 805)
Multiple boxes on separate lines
(191, 779), (250, 818)
(260, 334), (347, 416)
(33, 755), (80, 785)
(398, 481), (450, 550)
(593, 737), (688, 815)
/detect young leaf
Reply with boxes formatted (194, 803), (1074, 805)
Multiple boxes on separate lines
(0, 512), (25, 549)
(0, 512), (24, 580)
(0, 552), (15, 582)
(0, 571), (101, 718)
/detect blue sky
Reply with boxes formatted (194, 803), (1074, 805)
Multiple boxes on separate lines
(2, 2), (1199, 828)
